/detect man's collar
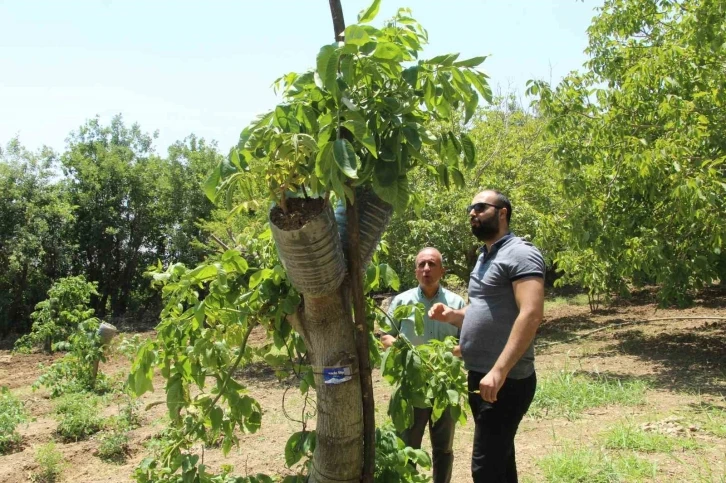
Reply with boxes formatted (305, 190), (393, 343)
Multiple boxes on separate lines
(417, 285), (442, 300)
(480, 232), (514, 254)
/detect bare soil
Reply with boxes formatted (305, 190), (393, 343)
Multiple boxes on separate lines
(1, 290), (724, 482)
(269, 197), (326, 231)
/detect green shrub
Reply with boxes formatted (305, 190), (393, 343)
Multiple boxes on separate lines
(54, 393), (104, 441)
(33, 318), (111, 398)
(0, 386), (28, 453)
(116, 394), (142, 430)
(97, 430), (129, 462)
(15, 276), (99, 353)
(31, 442), (64, 483)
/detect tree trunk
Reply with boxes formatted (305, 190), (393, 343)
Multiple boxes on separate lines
(345, 200), (375, 483)
(296, 287), (363, 483)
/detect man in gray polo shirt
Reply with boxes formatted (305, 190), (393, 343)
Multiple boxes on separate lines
(382, 247), (465, 483)
(429, 190), (545, 483)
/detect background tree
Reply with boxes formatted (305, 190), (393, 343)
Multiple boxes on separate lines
(0, 139), (74, 335)
(530, 0), (726, 305)
(62, 116), (222, 317)
(164, 135), (221, 265)
(383, 96), (559, 289)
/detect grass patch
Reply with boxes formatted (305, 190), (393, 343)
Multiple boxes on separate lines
(544, 294), (591, 310)
(602, 421), (701, 452)
(529, 370), (648, 420)
(685, 401), (726, 438)
(691, 457), (726, 483)
(538, 445), (656, 482)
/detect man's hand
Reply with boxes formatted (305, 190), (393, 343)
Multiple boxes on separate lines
(452, 345), (462, 358)
(479, 367), (506, 403)
(428, 303), (466, 328)
(380, 334), (396, 349)
(428, 302), (453, 322)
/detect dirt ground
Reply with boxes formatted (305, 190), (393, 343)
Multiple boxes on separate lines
(1, 288), (724, 482)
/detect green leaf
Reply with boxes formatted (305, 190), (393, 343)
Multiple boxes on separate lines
(188, 263), (218, 282)
(365, 264), (380, 292)
(281, 291), (300, 315)
(446, 389), (460, 405)
(437, 164), (449, 187)
(379, 263), (400, 291)
(402, 126), (422, 150)
(221, 250), (249, 273)
(450, 166), (465, 187)
(345, 25), (370, 46)
(315, 141), (334, 180)
(373, 175), (409, 211)
(333, 139), (359, 179)
(342, 120), (378, 158)
(132, 367), (153, 396)
(402, 66), (419, 87)
(426, 53), (460, 66)
(453, 56), (488, 67)
(166, 373), (186, 422)
(357, 0), (381, 23)
(463, 90), (479, 123)
(373, 42), (403, 62)
(461, 133), (476, 166)
(209, 406), (223, 431)
(463, 70), (493, 103)
(413, 306), (424, 335)
(316, 44), (341, 93)
(249, 268), (273, 289)
(284, 431), (315, 467)
(203, 165), (221, 202)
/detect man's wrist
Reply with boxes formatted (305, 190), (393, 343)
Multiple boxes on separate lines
(491, 363), (509, 377)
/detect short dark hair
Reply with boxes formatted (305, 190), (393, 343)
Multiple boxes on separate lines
(491, 190), (512, 223)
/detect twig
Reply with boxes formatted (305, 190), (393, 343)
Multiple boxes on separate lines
(538, 316), (725, 348)
(209, 233), (230, 251)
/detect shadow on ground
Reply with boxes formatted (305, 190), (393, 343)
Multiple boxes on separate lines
(235, 360), (300, 388)
(607, 323), (726, 396)
(537, 314), (603, 343)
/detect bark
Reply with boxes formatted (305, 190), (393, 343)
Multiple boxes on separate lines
(297, 287), (363, 483)
(328, 0), (346, 41)
(346, 201), (375, 483)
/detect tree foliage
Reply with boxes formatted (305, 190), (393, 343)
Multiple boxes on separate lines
(0, 119), (223, 333)
(383, 97), (559, 289)
(208, 7), (490, 213)
(529, 0), (726, 304)
(0, 139), (74, 335)
(14, 275), (98, 353)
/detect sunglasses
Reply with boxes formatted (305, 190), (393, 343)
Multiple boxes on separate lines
(466, 202), (503, 214)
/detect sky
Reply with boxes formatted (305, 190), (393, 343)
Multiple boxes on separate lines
(0, 0), (602, 156)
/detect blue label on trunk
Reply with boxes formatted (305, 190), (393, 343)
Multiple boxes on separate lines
(323, 366), (352, 385)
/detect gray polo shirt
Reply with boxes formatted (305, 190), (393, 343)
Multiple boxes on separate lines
(460, 233), (545, 379)
(388, 286), (465, 346)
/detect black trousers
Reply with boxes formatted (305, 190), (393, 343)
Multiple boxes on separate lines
(401, 406), (456, 483)
(467, 370), (537, 483)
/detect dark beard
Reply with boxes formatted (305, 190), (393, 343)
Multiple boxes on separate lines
(471, 216), (499, 240)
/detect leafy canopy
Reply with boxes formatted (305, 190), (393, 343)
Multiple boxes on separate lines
(529, 0), (726, 304)
(206, 6), (491, 213)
